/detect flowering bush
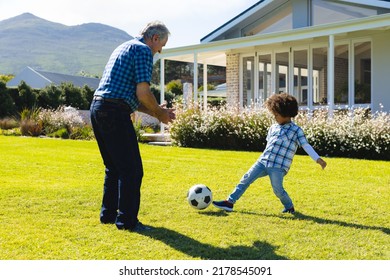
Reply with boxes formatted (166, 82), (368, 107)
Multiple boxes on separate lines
(39, 106), (85, 136)
(295, 108), (389, 160)
(170, 104), (389, 160)
(170, 104), (273, 151)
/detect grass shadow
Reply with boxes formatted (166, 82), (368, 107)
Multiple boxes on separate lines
(139, 226), (288, 260)
(260, 211), (390, 235)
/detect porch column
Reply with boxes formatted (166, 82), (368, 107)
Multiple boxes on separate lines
(160, 57), (165, 132)
(328, 35), (335, 117)
(193, 53), (198, 103)
(203, 62), (208, 111)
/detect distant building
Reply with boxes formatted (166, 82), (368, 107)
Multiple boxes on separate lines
(7, 66), (100, 90)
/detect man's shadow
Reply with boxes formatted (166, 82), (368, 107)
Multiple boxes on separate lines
(139, 226), (287, 260)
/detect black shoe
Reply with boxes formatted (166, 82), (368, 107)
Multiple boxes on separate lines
(130, 222), (153, 232)
(212, 200), (234, 212)
(282, 206), (295, 214)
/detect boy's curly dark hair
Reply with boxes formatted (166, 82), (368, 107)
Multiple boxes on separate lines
(265, 93), (298, 117)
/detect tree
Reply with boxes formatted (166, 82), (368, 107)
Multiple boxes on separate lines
(60, 82), (88, 109)
(18, 81), (37, 109)
(81, 85), (94, 108)
(37, 84), (63, 109)
(0, 81), (16, 117)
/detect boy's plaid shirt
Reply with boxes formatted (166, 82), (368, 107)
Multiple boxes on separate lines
(260, 122), (309, 173)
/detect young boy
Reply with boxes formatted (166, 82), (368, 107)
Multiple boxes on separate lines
(213, 93), (327, 213)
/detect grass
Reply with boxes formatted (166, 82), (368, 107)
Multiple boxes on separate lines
(0, 135), (389, 260)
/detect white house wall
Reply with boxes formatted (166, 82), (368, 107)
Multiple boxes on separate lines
(371, 29), (390, 112)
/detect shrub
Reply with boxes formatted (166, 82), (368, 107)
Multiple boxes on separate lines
(0, 117), (19, 130)
(48, 128), (69, 139)
(19, 107), (43, 136)
(0, 127), (21, 136)
(166, 80), (183, 96)
(39, 106), (85, 135)
(295, 108), (390, 160)
(170, 105), (389, 160)
(170, 104), (273, 151)
(70, 125), (95, 140)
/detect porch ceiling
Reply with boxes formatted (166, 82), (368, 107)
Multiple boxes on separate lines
(159, 13), (390, 67)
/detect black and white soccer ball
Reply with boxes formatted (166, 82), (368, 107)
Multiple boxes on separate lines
(187, 184), (212, 210)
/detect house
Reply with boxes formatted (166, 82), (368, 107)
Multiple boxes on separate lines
(7, 66), (100, 90)
(159, 0), (390, 114)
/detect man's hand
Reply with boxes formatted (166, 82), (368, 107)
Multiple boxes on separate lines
(136, 82), (175, 124)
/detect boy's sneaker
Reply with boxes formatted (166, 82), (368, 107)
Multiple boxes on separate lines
(282, 206), (295, 214)
(212, 200), (234, 212)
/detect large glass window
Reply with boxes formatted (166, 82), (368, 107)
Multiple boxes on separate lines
(312, 47), (328, 105)
(354, 41), (371, 104)
(242, 1), (292, 36)
(276, 52), (289, 94)
(312, 0), (378, 26)
(334, 44), (349, 105)
(293, 50), (308, 106)
(240, 40), (372, 110)
(258, 54), (272, 104)
(243, 56), (255, 107)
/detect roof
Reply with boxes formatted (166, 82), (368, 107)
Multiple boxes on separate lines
(201, 0), (390, 43)
(160, 12), (390, 66)
(200, 0), (267, 43)
(7, 67), (100, 89)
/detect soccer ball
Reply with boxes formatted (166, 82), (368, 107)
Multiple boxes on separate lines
(187, 184), (212, 210)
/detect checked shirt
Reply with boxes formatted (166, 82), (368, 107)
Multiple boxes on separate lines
(94, 37), (153, 113)
(260, 122), (309, 173)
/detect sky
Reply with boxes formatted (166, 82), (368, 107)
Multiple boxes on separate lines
(0, 0), (260, 48)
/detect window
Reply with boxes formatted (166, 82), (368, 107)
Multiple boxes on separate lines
(311, 0), (378, 26)
(242, 1), (292, 36)
(293, 50), (308, 106)
(242, 56), (255, 107)
(334, 44), (349, 105)
(312, 47), (327, 105)
(276, 52), (289, 94)
(258, 54), (272, 104)
(354, 41), (371, 104)
(239, 40), (371, 110)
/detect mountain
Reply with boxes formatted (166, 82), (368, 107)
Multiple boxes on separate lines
(0, 13), (133, 76)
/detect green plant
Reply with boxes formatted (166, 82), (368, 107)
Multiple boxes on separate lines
(70, 125), (94, 140)
(39, 106), (85, 136)
(170, 104), (273, 151)
(170, 105), (389, 160)
(48, 128), (69, 139)
(0, 127), (21, 136)
(19, 107), (43, 136)
(0, 117), (19, 130)
(0, 81), (17, 117)
(166, 79), (183, 96)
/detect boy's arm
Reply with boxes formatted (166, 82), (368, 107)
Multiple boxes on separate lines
(302, 143), (327, 169)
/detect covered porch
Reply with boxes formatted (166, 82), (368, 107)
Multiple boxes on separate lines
(158, 13), (390, 115)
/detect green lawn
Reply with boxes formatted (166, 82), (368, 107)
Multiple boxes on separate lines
(0, 136), (389, 260)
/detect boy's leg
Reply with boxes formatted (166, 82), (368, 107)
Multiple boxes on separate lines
(267, 168), (294, 210)
(228, 161), (267, 203)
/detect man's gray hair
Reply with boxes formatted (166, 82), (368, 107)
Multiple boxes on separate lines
(140, 21), (170, 40)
